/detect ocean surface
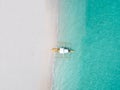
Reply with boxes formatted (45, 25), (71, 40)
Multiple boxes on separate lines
(52, 0), (120, 90)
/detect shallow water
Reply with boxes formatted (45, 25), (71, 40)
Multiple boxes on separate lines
(52, 0), (120, 90)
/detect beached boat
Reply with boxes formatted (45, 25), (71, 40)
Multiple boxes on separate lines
(52, 47), (74, 54)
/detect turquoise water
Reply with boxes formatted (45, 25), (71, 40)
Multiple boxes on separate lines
(52, 0), (120, 90)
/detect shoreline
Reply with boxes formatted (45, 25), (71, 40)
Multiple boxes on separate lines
(39, 0), (58, 90)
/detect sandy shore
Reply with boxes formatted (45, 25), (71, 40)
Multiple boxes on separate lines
(0, 0), (58, 90)
(38, 0), (58, 90)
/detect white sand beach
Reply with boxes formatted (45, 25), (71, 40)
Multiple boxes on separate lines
(0, 0), (58, 90)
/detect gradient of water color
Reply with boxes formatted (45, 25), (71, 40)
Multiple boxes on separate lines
(52, 0), (120, 90)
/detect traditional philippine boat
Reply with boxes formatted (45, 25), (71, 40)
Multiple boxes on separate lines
(52, 47), (74, 54)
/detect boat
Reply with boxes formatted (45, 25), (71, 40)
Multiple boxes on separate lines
(52, 47), (74, 54)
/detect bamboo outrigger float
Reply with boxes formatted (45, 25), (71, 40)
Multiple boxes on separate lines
(52, 47), (74, 54)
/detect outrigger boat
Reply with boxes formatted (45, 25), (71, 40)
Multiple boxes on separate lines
(52, 47), (74, 54)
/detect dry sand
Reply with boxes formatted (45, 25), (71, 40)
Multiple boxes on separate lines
(0, 0), (58, 90)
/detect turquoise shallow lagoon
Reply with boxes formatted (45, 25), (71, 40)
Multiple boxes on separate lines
(52, 0), (120, 90)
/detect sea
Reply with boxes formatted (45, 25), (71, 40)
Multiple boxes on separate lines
(52, 0), (120, 90)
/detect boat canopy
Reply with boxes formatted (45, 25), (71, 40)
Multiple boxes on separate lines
(59, 48), (69, 54)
